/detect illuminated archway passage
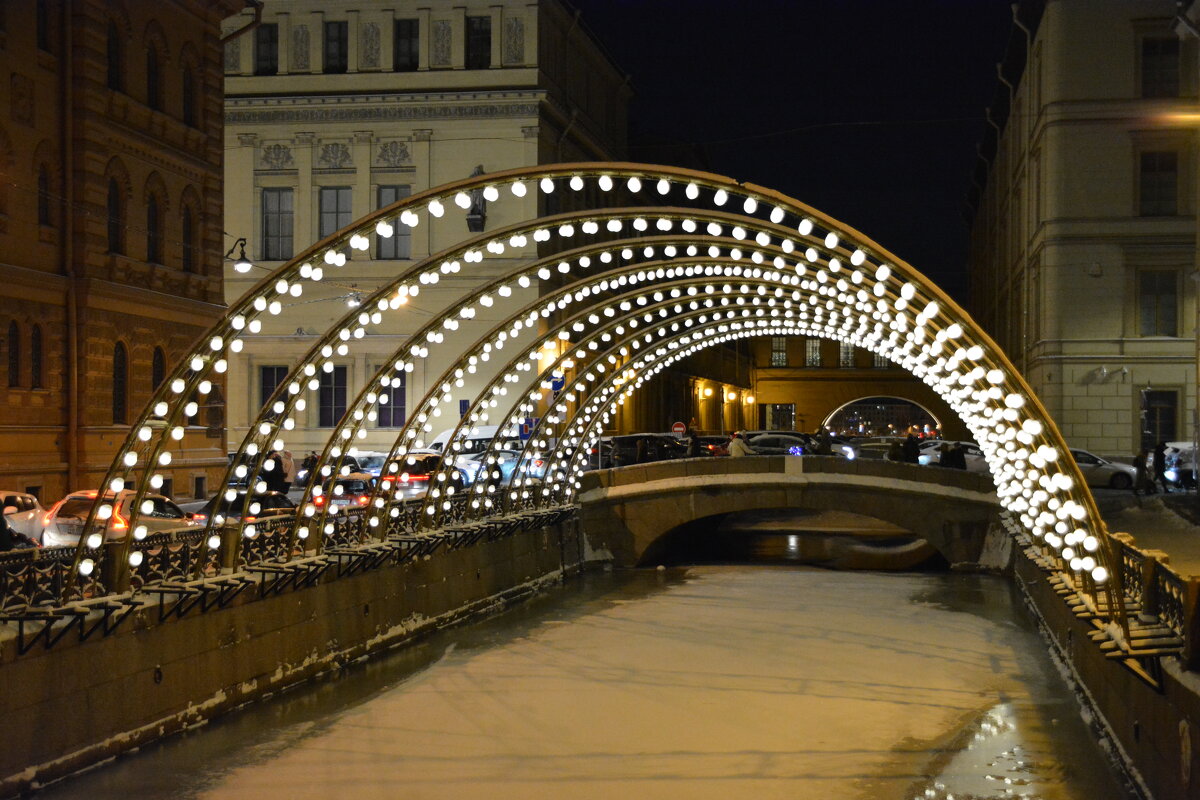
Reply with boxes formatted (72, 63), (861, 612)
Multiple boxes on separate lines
(70, 163), (1124, 630)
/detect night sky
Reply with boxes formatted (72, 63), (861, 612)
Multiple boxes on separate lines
(569, 0), (1016, 304)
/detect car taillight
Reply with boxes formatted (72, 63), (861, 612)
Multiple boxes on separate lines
(244, 515), (257, 522)
(112, 509), (129, 531)
(357, 496), (369, 505)
(534, 460), (544, 468)
(314, 496), (326, 506)
(192, 513), (207, 522)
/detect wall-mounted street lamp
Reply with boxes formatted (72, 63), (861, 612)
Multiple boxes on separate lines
(702, 387), (713, 398)
(225, 237), (253, 273)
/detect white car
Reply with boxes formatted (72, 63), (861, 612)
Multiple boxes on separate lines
(918, 440), (991, 474)
(1070, 449), (1136, 490)
(2, 490), (46, 541)
(41, 490), (200, 548)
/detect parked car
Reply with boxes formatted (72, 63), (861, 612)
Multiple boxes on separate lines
(746, 434), (811, 456)
(312, 472), (378, 511)
(191, 490), (296, 525)
(2, 490), (46, 541)
(609, 433), (687, 465)
(40, 490), (200, 548)
(918, 440), (990, 474)
(371, 452), (471, 503)
(1070, 449), (1136, 490)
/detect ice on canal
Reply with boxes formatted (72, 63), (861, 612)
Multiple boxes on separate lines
(42, 566), (1133, 799)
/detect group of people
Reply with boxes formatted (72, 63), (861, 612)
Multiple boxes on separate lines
(260, 449), (297, 494)
(1134, 441), (1175, 496)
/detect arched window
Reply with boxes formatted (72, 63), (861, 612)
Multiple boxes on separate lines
(181, 205), (194, 272)
(37, 165), (51, 226)
(7, 321), (19, 388)
(107, 21), (122, 92)
(112, 342), (127, 424)
(146, 193), (161, 263)
(151, 346), (166, 390)
(181, 66), (197, 127)
(146, 46), (161, 111)
(107, 177), (123, 253)
(30, 325), (42, 389)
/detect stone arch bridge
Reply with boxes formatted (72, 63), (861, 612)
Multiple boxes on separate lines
(577, 456), (1002, 568)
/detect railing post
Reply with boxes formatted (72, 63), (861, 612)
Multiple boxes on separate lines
(1139, 549), (1170, 624)
(101, 541), (130, 595)
(220, 527), (240, 573)
(1182, 578), (1200, 671)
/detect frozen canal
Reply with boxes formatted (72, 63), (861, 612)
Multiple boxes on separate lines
(40, 566), (1133, 799)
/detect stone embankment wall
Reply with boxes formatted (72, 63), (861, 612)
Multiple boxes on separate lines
(1015, 545), (1200, 800)
(0, 522), (587, 798)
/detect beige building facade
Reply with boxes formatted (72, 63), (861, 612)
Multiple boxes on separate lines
(969, 0), (1200, 458)
(221, 0), (628, 458)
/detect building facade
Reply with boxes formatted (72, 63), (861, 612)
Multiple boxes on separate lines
(0, 0), (243, 504)
(969, 0), (1199, 458)
(221, 0), (630, 459)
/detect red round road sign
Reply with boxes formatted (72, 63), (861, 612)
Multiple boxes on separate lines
(671, 421), (686, 437)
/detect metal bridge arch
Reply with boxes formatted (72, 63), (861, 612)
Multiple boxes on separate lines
(71, 162), (1125, 629)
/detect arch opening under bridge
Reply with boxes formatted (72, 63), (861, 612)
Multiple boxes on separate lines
(61, 162), (1126, 636)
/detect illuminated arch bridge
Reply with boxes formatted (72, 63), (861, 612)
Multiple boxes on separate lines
(58, 163), (1128, 633)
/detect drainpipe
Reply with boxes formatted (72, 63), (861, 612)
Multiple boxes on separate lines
(61, 0), (77, 490)
(555, 109), (579, 162)
(221, 0), (264, 44)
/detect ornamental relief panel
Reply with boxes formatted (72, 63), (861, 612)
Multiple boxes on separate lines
(431, 20), (451, 66)
(259, 143), (294, 170)
(376, 141), (412, 167)
(292, 25), (310, 71)
(503, 18), (524, 65)
(223, 39), (240, 72)
(318, 142), (352, 169)
(361, 23), (380, 68)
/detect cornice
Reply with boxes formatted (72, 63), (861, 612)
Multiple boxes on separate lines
(225, 91), (545, 126)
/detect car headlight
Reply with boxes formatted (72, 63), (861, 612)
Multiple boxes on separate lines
(1166, 469), (1178, 482)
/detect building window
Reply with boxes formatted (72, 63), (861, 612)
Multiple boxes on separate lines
(769, 337), (787, 367)
(763, 403), (795, 431)
(466, 16), (491, 69)
(107, 21), (122, 91)
(146, 193), (161, 263)
(323, 21), (348, 74)
(805, 338), (821, 367)
(377, 371), (406, 427)
(839, 341), (854, 367)
(319, 186), (352, 238)
(1139, 270), (1178, 336)
(1142, 37), (1180, 98)
(260, 364), (288, 409)
(254, 23), (278, 75)
(107, 178), (123, 254)
(873, 352), (889, 368)
(152, 346), (166, 390)
(30, 325), (41, 389)
(376, 185), (411, 259)
(394, 19), (418, 72)
(261, 188), (293, 260)
(146, 47), (161, 111)
(182, 206), (195, 272)
(36, 1), (48, 51)
(7, 321), (19, 387)
(318, 365), (347, 427)
(37, 166), (51, 227)
(1139, 151), (1177, 216)
(112, 342), (127, 424)
(182, 67), (197, 127)
(1142, 389), (1178, 446)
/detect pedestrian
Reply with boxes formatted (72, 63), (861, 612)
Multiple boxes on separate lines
(902, 434), (921, 464)
(1134, 448), (1152, 496)
(635, 437), (648, 464)
(886, 440), (905, 462)
(281, 450), (296, 493)
(945, 443), (967, 470)
(1153, 441), (1171, 494)
(728, 431), (752, 457)
(685, 428), (701, 458)
(813, 430), (832, 456)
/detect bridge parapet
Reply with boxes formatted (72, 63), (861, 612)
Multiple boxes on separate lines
(577, 456), (1000, 567)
